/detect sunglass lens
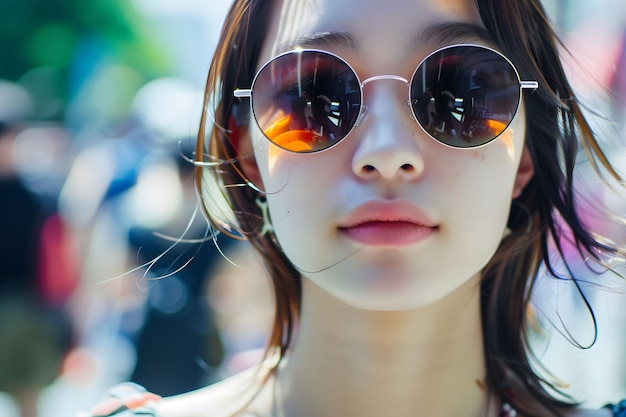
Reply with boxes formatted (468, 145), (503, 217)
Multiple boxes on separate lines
(251, 51), (362, 152)
(410, 46), (522, 148)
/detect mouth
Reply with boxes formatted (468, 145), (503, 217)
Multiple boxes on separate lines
(337, 201), (439, 247)
(339, 221), (437, 247)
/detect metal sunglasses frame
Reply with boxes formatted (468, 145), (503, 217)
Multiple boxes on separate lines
(234, 43), (539, 151)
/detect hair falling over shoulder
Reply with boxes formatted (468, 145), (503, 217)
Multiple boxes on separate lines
(476, 0), (625, 415)
(195, 0), (302, 362)
(194, 0), (626, 416)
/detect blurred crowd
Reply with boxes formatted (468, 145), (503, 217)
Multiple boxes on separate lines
(0, 1), (625, 416)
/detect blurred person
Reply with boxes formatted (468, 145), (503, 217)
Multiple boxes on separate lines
(58, 116), (231, 407)
(127, 150), (229, 396)
(0, 81), (41, 297)
(52, 128), (154, 416)
(0, 81), (73, 417)
(81, 1), (626, 417)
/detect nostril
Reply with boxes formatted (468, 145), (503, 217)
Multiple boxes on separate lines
(359, 163), (418, 177)
(352, 145), (425, 180)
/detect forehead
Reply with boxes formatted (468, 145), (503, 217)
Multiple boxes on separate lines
(262, 0), (485, 61)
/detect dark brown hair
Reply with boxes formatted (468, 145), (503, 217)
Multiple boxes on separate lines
(195, 0), (625, 415)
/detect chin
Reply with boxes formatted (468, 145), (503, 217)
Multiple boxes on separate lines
(298, 245), (488, 311)
(313, 271), (472, 312)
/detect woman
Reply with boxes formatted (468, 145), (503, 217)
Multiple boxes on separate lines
(82, 0), (626, 416)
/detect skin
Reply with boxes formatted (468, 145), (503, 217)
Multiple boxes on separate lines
(157, 0), (610, 416)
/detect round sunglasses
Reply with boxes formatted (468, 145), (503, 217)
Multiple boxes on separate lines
(234, 44), (538, 152)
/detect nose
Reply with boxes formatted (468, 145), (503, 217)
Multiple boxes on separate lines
(351, 83), (425, 181)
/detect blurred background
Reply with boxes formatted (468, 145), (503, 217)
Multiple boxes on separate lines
(0, 0), (625, 416)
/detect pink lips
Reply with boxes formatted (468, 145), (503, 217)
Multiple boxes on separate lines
(337, 201), (438, 247)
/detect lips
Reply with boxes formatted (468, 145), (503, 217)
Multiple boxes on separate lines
(337, 201), (438, 247)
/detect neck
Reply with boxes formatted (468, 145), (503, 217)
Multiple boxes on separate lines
(275, 275), (494, 417)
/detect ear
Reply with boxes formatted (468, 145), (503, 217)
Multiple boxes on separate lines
(512, 145), (534, 199)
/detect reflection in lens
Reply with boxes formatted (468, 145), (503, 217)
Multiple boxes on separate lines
(251, 50), (362, 152)
(410, 45), (521, 148)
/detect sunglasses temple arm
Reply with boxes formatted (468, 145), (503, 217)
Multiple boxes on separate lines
(234, 89), (252, 98)
(520, 81), (539, 90)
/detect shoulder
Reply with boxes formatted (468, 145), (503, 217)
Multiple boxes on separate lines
(157, 364), (274, 417)
(77, 383), (162, 417)
(78, 363), (275, 417)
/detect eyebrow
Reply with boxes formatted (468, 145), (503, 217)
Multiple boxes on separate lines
(279, 21), (494, 54)
(277, 31), (360, 53)
(416, 21), (495, 47)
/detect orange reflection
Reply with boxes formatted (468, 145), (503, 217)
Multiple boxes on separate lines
(264, 114), (315, 152)
(264, 113), (316, 174)
(485, 119), (507, 135)
(483, 119), (514, 157)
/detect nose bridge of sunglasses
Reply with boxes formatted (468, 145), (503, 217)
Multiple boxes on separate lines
(357, 75), (414, 122)
(361, 74), (410, 86)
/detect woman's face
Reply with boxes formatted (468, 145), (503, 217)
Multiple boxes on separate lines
(246, 0), (529, 310)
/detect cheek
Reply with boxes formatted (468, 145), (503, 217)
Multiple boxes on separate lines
(254, 137), (328, 230)
(254, 139), (354, 272)
(439, 122), (526, 245)
(472, 107), (526, 198)
(264, 168), (340, 274)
